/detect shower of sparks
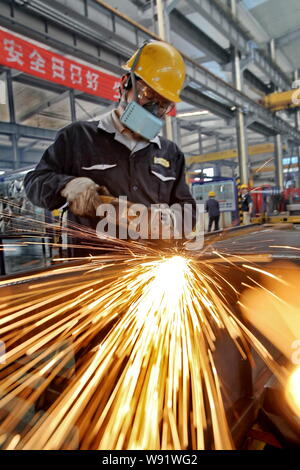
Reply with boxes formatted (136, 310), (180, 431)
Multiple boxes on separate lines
(0, 203), (299, 449)
(0, 250), (237, 450)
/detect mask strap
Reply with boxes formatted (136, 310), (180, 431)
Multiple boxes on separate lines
(129, 40), (150, 102)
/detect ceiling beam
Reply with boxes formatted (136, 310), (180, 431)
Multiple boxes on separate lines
(170, 9), (229, 64)
(184, 0), (290, 90)
(0, 122), (56, 140)
(171, 9), (271, 94)
(182, 86), (233, 120)
(275, 27), (300, 49)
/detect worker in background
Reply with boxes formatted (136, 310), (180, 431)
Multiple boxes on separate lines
(24, 41), (196, 256)
(240, 184), (253, 225)
(205, 191), (220, 232)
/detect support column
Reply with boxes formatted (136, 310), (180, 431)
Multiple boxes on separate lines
(270, 41), (284, 190)
(214, 162), (221, 177)
(269, 39), (276, 63)
(156, 0), (173, 141)
(171, 115), (180, 146)
(6, 69), (18, 170)
(275, 134), (284, 190)
(198, 131), (203, 154)
(229, 0), (248, 185)
(69, 89), (77, 122)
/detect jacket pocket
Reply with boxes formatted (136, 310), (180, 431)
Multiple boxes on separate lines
(150, 164), (176, 202)
(81, 164), (117, 170)
(150, 169), (176, 182)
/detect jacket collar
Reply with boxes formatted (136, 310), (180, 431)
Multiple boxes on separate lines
(97, 110), (161, 149)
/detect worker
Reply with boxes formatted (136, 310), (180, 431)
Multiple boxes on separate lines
(24, 41), (196, 256)
(240, 184), (253, 225)
(205, 191), (220, 232)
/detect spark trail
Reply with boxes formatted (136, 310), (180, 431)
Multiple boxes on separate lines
(0, 205), (299, 449)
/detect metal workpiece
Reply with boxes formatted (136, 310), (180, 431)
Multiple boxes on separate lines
(204, 224), (300, 259)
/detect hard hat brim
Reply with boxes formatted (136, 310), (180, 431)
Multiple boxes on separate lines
(122, 64), (182, 103)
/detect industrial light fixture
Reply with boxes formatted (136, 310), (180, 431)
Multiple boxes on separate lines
(0, 170), (5, 175)
(177, 110), (209, 118)
(18, 169), (32, 175)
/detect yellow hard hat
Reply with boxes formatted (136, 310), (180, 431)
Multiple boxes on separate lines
(208, 191), (216, 197)
(122, 41), (186, 103)
(240, 184), (248, 189)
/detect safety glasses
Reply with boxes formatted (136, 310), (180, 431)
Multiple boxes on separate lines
(136, 80), (174, 116)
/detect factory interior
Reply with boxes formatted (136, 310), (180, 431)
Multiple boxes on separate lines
(0, 0), (300, 453)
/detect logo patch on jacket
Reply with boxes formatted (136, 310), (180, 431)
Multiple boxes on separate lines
(153, 157), (170, 168)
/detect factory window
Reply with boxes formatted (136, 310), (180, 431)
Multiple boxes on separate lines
(13, 81), (72, 130)
(203, 168), (214, 177)
(75, 98), (108, 122)
(17, 137), (54, 167)
(0, 135), (14, 172)
(0, 72), (9, 122)
(283, 157), (298, 165)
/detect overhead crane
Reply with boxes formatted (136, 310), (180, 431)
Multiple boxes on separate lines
(186, 142), (286, 167)
(260, 89), (300, 112)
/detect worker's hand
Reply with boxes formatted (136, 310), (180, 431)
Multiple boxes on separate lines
(61, 177), (111, 217)
(156, 207), (176, 239)
(128, 206), (175, 240)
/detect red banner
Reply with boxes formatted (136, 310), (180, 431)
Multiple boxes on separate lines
(0, 28), (121, 101)
(0, 28), (177, 115)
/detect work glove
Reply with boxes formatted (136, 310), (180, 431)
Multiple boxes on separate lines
(151, 206), (176, 240)
(61, 177), (113, 217)
(127, 205), (176, 241)
(94, 197), (176, 241)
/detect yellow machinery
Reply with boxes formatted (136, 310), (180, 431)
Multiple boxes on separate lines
(186, 142), (288, 167)
(260, 89), (300, 112)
